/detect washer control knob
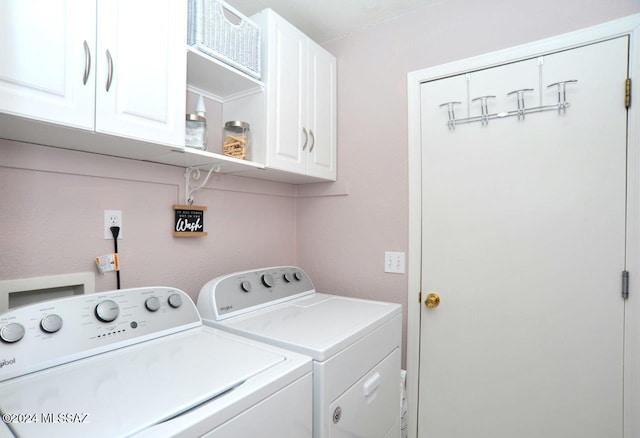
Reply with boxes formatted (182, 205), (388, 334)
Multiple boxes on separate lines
(283, 272), (293, 283)
(240, 280), (252, 292)
(95, 300), (119, 323)
(293, 271), (302, 281)
(168, 293), (183, 309)
(40, 314), (63, 334)
(0, 323), (25, 343)
(261, 273), (274, 288)
(145, 296), (161, 312)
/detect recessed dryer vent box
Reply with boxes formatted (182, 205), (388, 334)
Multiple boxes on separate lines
(0, 272), (95, 312)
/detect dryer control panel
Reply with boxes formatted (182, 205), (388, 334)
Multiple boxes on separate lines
(198, 266), (315, 320)
(0, 287), (200, 382)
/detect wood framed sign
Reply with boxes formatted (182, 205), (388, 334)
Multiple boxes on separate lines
(173, 205), (207, 237)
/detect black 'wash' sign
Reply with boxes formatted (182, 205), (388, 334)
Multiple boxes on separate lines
(173, 205), (207, 237)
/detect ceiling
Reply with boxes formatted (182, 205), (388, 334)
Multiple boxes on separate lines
(224, 0), (441, 43)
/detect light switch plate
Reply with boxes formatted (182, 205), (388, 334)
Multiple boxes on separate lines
(385, 251), (405, 274)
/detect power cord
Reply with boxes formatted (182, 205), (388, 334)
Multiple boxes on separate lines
(110, 226), (121, 289)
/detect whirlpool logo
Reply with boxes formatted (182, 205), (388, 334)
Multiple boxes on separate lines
(0, 358), (16, 369)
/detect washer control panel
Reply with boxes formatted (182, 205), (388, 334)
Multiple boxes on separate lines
(0, 287), (200, 382)
(198, 266), (315, 320)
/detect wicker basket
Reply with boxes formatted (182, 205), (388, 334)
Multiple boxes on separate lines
(188, 0), (262, 79)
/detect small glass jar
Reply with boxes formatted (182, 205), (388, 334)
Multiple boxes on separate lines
(223, 121), (251, 160)
(185, 114), (207, 150)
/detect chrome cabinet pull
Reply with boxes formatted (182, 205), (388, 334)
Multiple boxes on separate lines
(309, 129), (315, 152)
(105, 49), (113, 92)
(302, 127), (308, 151)
(82, 40), (91, 85)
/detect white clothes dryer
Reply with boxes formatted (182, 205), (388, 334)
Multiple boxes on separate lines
(0, 286), (312, 438)
(197, 266), (402, 438)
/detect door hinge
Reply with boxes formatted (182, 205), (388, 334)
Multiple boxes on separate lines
(622, 271), (629, 300)
(625, 78), (632, 109)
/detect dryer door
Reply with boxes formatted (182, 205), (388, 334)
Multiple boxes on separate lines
(329, 348), (401, 438)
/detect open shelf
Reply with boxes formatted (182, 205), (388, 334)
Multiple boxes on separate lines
(155, 147), (265, 172)
(186, 46), (264, 102)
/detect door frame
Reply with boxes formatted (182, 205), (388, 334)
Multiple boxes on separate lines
(407, 14), (640, 438)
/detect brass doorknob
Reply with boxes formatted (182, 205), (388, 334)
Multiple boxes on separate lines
(425, 293), (440, 308)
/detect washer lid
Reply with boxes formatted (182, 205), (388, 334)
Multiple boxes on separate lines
(0, 327), (285, 438)
(217, 293), (402, 361)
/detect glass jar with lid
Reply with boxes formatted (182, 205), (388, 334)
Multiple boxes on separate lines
(223, 121), (251, 160)
(185, 114), (207, 150)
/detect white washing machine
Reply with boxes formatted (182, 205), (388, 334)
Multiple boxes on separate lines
(0, 286), (312, 438)
(197, 266), (402, 438)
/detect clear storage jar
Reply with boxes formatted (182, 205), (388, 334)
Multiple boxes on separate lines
(185, 114), (207, 150)
(223, 121), (251, 160)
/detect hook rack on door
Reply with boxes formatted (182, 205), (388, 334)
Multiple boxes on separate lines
(440, 80), (577, 130)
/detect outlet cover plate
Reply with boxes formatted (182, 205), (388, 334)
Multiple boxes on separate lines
(104, 210), (123, 240)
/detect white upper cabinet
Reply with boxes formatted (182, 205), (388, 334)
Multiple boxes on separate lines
(95, 0), (186, 147)
(0, 0), (186, 149)
(264, 14), (308, 174)
(0, 0), (96, 130)
(306, 41), (337, 180)
(252, 9), (337, 181)
(0, 4), (334, 184)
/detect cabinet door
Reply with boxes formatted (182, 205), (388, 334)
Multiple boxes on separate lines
(95, 0), (186, 147)
(0, 0), (95, 129)
(264, 12), (307, 174)
(307, 42), (337, 180)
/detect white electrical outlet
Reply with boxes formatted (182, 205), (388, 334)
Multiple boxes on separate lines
(104, 210), (123, 240)
(384, 251), (405, 274)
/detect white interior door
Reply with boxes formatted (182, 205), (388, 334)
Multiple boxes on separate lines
(419, 37), (629, 437)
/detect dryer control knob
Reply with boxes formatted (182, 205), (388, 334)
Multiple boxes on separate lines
(168, 293), (183, 309)
(145, 296), (161, 312)
(293, 271), (302, 281)
(95, 300), (120, 323)
(261, 273), (274, 288)
(40, 314), (63, 334)
(283, 272), (293, 283)
(1, 322), (25, 343)
(240, 280), (252, 292)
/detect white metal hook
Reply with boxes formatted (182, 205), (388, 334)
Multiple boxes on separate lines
(472, 95), (496, 125)
(439, 101), (462, 130)
(507, 88), (534, 119)
(547, 80), (578, 112)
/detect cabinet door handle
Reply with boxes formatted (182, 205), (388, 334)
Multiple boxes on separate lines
(309, 129), (315, 152)
(105, 49), (113, 92)
(302, 127), (308, 151)
(82, 40), (91, 85)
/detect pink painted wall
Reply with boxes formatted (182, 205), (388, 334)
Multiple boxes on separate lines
(0, 140), (297, 300)
(1, 0), (639, 368)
